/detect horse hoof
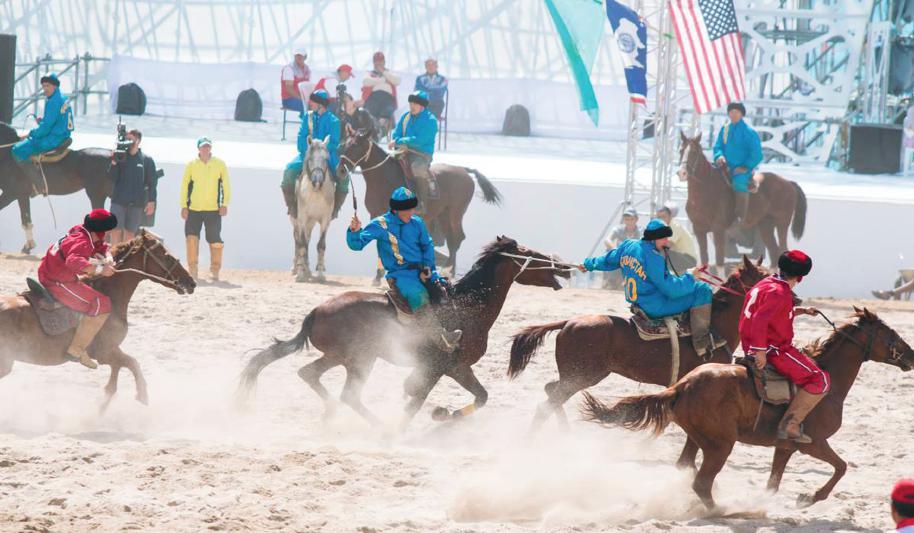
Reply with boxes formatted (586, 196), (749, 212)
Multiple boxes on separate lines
(431, 406), (451, 422)
(371, 278), (381, 287)
(316, 273), (326, 283)
(136, 392), (149, 406)
(796, 493), (815, 508)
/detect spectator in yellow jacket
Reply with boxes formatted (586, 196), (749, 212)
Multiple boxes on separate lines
(179, 137), (230, 282)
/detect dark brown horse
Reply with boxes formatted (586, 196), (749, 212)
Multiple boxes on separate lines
(338, 129), (502, 281)
(677, 132), (807, 274)
(0, 230), (195, 405)
(508, 257), (767, 435)
(0, 122), (114, 254)
(237, 237), (569, 428)
(583, 308), (914, 509)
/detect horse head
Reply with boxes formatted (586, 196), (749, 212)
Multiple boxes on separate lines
(304, 136), (330, 189)
(677, 130), (707, 182)
(712, 256), (768, 304)
(338, 128), (374, 177)
(461, 236), (571, 292)
(112, 229), (196, 295)
(843, 307), (914, 371)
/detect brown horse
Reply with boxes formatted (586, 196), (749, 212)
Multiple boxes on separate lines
(237, 237), (569, 428)
(0, 230), (195, 405)
(338, 129), (502, 281)
(677, 132), (807, 274)
(0, 122), (114, 254)
(508, 257), (767, 431)
(583, 308), (914, 509)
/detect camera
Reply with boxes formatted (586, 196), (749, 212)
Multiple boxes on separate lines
(114, 118), (131, 161)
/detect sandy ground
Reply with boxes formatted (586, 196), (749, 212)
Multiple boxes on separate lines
(0, 252), (912, 532)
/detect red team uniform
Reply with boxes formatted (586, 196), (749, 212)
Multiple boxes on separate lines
(38, 224), (112, 316)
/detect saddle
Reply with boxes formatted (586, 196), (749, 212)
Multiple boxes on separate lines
(21, 278), (81, 336)
(384, 276), (450, 324)
(29, 138), (72, 164)
(737, 357), (796, 405)
(396, 153), (440, 201)
(629, 305), (691, 341)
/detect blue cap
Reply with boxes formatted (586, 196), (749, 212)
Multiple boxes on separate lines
(389, 187), (418, 211)
(407, 90), (429, 107)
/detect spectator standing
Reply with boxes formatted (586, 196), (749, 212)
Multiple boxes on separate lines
(107, 129), (158, 245)
(281, 47), (311, 114)
(180, 137), (230, 282)
(656, 202), (698, 272)
(361, 51), (401, 131)
(601, 207), (641, 289)
(414, 58), (448, 119)
(892, 479), (914, 532)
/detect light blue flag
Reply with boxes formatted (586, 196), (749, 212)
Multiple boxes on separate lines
(544, 0), (606, 126)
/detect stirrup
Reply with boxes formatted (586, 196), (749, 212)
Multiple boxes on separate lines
(437, 329), (462, 353)
(777, 423), (812, 444)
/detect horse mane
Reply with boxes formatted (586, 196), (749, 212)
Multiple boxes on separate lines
(452, 237), (518, 296)
(111, 232), (156, 263)
(0, 122), (18, 145)
(711, 261), (765, 308)
(806, 309), (881, 359)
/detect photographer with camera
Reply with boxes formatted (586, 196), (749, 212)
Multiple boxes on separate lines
(314, 64), (355, 116)
(107, 128), (160, 245)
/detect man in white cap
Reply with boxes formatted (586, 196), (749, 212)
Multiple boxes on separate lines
(281, 47), (311, 114)
(655, 201), (698, 272)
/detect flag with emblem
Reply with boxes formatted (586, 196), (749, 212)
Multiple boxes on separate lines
(606, 0), (648, 105)
(668, 0), (746, 114)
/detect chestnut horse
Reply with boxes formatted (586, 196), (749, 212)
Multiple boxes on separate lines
(338, 129), (502, 281)
(0, 230), (195, 405)
(509, 257), (767, 429)
(583, 308), (914, 509)
(0, 122), (114, 254)
(237, 237), (570, 429)
(677, 132), (807, 274)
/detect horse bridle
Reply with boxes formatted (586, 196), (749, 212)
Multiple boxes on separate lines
(340, 140), (400, 174)
(498, 252), (578, 281)
(115, 239), (184, 288)
(817, 311), (905, 363)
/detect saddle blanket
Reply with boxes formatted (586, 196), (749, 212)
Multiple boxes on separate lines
(22, 290), (81, 336)
(737, 357), (796, 405)
(630, 306), (691, 342)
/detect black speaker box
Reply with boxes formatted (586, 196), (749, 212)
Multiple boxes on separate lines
(0, 34), (15, 124)
(848, 123), (902, 174)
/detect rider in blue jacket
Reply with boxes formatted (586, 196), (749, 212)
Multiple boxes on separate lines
(579, 218), (719, 357)
(281, 90), (346, 220)
(12, 73), (74, 196)
(713, 102), (763, 225)
(390, 90), (438, 211)
(347, 187), (462, 353)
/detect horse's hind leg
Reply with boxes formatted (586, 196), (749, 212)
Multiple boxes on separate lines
(676, 437), (700, 471)
(445, 209), (466, 274)
(796, 440), (846, 507)
(298, 355), (342, 420)
(0, 357), (13, 380)
(766, 447), (795, 493)
(757, 219), (779, 267)
(339, 359), (382, 427)
(531, 376), (590, 433)
(692, 439), (734, 510)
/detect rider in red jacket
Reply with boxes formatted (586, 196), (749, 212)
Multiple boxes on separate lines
(739, 250), (828, 443)
(37, 209), (118, 369)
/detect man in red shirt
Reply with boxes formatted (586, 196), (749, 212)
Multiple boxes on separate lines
(37, 209), (118, 369)
(739, 250), (828, 443)
(892, 478), (914, 532)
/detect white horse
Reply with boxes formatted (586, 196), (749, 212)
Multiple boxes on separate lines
(292, 137), (335, 283)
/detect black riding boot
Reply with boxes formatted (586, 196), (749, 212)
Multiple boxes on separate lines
(281, 185), (297, 219)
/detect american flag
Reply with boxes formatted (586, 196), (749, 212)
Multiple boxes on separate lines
(668, 0), (746, 114)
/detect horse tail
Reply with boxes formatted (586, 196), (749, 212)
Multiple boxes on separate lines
(236, 311), (314, 401)
(791, 181), (807, 240)
(581, 388), (677, 437)
(464, 167), (502, 206)
(508, 320), (566, 379)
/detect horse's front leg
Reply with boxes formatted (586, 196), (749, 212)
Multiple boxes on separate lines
(796, 440), (847, 507)
(433, 363), (488, 421)
(712, 230), (727, 277)
(112, 347), (149, 405)
(315, 220), (328, 282)
(301, 220), (316, 282)
(294, 225), (309, 283)
(17, 196), (35, 254)
(695, 229), (710, 267)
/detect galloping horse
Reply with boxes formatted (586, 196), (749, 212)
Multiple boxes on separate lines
(338, 129), (502, 281)
(237, 237), (570, 429)
(583, 308), (914, 509)
(0, 230), (195, 405)
(677, 132), (807, 274)
(291, 137), (335, 283)
(0, 122), (113, 254)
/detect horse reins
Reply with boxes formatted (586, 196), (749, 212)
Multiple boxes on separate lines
(114, 239), (184, 287)
(814, 310), (905, 363)
(694, 265), (748, 297)
(498, 252), (579, 281)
